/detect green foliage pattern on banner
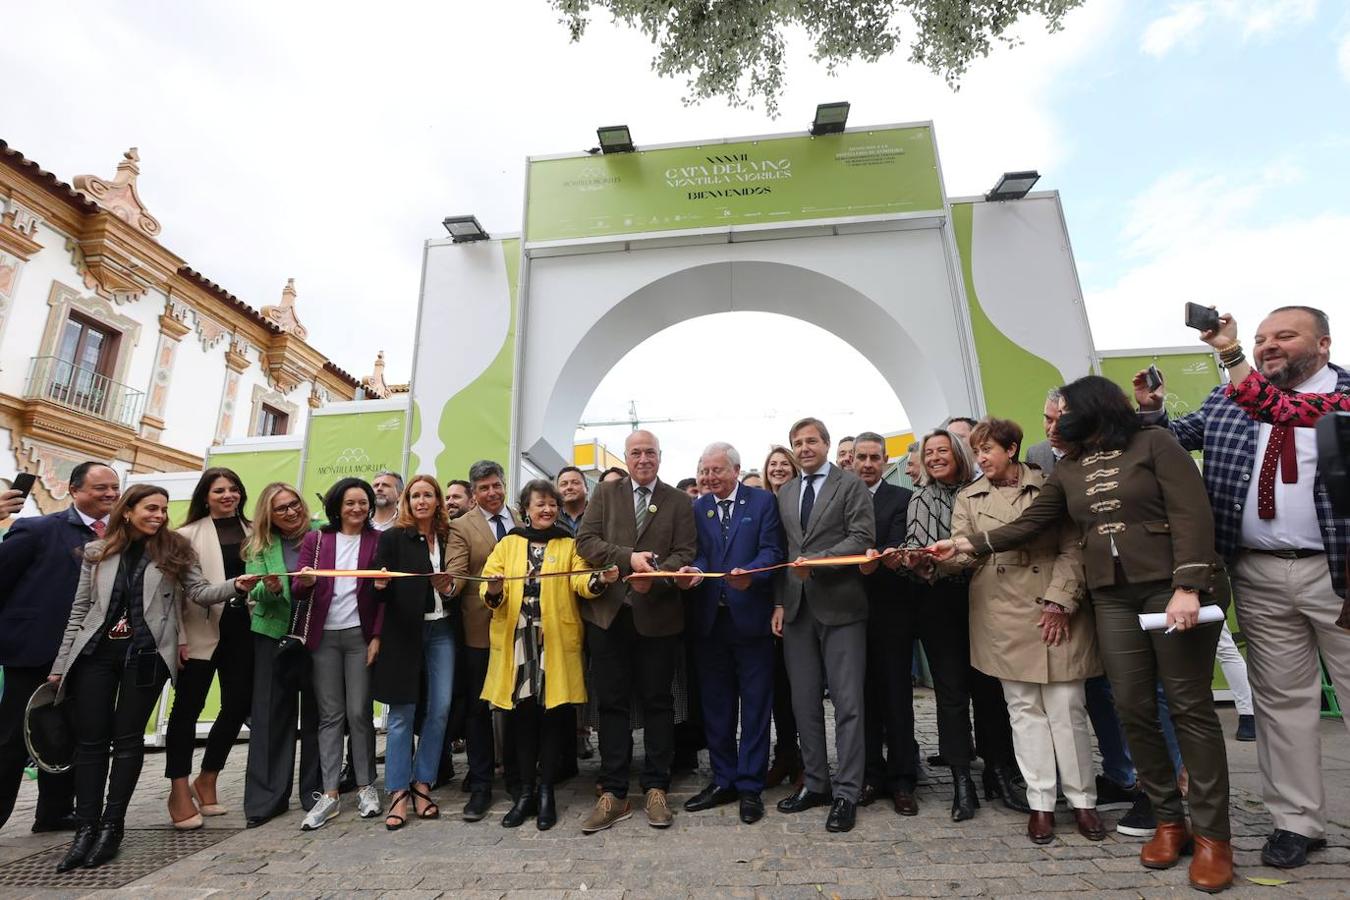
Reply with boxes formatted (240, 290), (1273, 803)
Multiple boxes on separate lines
(301, 409), (407, 500)
(527, 127), (944, 242)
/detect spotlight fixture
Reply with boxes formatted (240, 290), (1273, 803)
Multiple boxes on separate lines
(442, 215), (489, 243)
(597, 125), (635, 154)
(985, 170), (1041, 202)
(810, 102), (850, 136)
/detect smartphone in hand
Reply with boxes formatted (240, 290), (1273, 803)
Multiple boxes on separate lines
(1184, 302), (1220, 333)
(10, 472), (36, 498)
(1144, 364), (1164, 392)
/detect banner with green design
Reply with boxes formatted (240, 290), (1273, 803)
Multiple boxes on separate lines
(1097, 350), (1222, 420)
(300, 402), (408, 499)
(526, 126), (943, 243)
(206, 446), (302, 510)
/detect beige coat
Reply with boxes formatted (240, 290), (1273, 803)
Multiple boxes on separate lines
(177, 517), (251, 660)
(944, 465), (1101, 684)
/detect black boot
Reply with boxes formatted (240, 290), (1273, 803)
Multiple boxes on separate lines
(984, 765), (1031, 814)
(501, 783), (537, 828)
(951, 767), (979, 822)
(536, 784), (557, 831)
(56, 823), (98, 873)
(84, 819), (124, 868)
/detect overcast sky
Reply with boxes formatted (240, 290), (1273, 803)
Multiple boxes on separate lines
(4, 1), (1347, 476)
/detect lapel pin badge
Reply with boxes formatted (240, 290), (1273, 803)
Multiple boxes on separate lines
(648, 504), (658, 514)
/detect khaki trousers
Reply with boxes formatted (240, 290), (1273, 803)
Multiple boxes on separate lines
(1001, 679), (1096, 812)
(1233, 551), (1350, 840)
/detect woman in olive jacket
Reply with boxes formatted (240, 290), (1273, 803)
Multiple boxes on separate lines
(935, 376), (1233, 894)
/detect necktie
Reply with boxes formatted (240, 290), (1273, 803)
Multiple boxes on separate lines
(634, 486), (651, 532)
(492, 514), (507, 541)
(91, 519), (106, 537)
(718, 499), (733, 539)
(800, 474), (817, 531)
(1256, 425), (1299, 520)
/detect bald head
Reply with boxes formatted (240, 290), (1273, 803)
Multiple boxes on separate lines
(624, 430), (661, 486)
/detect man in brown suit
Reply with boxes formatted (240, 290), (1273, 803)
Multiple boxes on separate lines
(576, 430), (697, 832)
(446, 459), (519, 821)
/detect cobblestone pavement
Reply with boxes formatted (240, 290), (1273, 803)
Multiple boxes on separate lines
(2, 689), (1348, 898)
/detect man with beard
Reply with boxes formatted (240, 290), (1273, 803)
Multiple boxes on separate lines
(370, 471), (404, 531)
(444, 479), (474, 519)
(1135, 305), (1349, 870)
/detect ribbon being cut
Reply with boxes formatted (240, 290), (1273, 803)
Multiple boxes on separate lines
(285, 548), (933, 582)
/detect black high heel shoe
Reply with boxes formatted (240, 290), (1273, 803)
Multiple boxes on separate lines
(56, 823), (97, 873)
(951, 767), (979, 822)
(536, 784), (557, 831)
(83, 819), (124, 868)
(984, 765), (1031, 814)
(502, 782), (537, 828)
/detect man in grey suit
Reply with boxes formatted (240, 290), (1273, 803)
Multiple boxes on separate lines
(772, 417), (876, 832)
(1024, 389), (1062, 473)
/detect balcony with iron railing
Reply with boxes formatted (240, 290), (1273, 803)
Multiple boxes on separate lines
(23, 356), (145, 429)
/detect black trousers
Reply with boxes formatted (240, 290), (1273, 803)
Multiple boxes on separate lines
(461, 646), (495, 791)
(508, 697), (570, 787)
(771, 637), (799, 760)
(970, 667), (1018, 768)
(864, 596), (920, 792)
(243, 633), (321, 818)
(68, 640), (167, 823)
(588, 607), (679, 798)
(0, 662), (75, 829)
(164, 604), (253, 778)
(672, 631), (705, 759)
(916, 578), (976, 768)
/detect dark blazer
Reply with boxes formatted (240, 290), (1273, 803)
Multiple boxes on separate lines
(863, 482), (913, 604)
(292, 528), (383, 650)
(1024, 440), (1058, 475)
(775, 464), (876, 626)
(371, 526), (449, 705)
(688, 486), (785, 639)
(575, 477), (697, 637)
(976, 427), (1221, 593)
(0, 507), (100, 667)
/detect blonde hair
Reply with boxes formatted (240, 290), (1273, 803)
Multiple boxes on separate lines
(243, 482), (310, 561)
(762, 445), (801, 496)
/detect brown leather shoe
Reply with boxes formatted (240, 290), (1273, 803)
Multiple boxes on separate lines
(1141, 820), (1192, 869)
(1189, 835), (1234, 893)
(1027, 810), (1055, 845)
(892, 790), (919, 817)
(1074, 807), (1106, 841)
(580, 792), (631, 833)
(644, 788), (673, 829)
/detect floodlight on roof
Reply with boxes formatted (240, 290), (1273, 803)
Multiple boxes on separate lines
(810, 102), (850, 136)
(985, 171), (1041, 202)
(442, 215), (489, 243)
(597, 125), (635, 154)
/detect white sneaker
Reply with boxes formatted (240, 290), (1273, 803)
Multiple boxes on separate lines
(301, 793), (339, 831)
(357, 785), (381, 818)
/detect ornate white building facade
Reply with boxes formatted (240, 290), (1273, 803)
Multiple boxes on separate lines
(0, 141), (363, 514)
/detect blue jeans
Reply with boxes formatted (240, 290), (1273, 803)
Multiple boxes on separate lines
(384, 618), (455, 791)
(1084, 675), (1136, 788)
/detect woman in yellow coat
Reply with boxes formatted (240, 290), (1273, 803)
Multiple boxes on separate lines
(480, 479), (618, 831)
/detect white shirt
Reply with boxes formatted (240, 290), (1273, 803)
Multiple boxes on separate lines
(425, 535), (446, 621)
(478, 504), (516, 538)
(866, 479), (882, 495)
(75, 507), (109, 532)
(632, 478), (657, 504)
(370, 512), (396, 532)
(1239, 364), (1335, 551)
(798, 461), (832, 520)
(712, 485), (739, 523)
(325, 532), (363, 631)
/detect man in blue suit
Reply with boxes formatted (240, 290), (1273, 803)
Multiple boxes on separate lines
(675, 442), (784, 824)
(0, 461), (119, 832)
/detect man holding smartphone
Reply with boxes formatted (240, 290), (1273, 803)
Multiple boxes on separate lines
(0, 461), (119, 833)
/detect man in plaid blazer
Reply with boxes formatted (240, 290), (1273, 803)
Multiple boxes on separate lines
(1137, 305), (1348, 870)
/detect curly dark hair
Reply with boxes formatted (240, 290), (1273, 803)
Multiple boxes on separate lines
(321, 477), (375, 532)
(1058, 375), (1142, 453)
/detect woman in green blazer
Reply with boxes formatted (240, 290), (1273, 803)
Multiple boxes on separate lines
(240, 482), (321, 829)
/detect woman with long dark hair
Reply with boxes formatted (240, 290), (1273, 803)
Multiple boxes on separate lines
(292, 477), (383, 830)
(370, 475), (455, 829)
(241, 482), (321, 828)
(48, 485), (257, 871)
(934, 375), (1234, 892)
(164, 467), (254, 828)
(761, 445), (804, 788)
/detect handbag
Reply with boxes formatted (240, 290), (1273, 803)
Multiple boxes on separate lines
(274, 532), (319, 663)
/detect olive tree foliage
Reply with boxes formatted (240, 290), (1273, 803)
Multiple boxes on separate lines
(549, 1), (1085, 115)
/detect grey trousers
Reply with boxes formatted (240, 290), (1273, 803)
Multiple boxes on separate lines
(783, 601), (866, 803)
(312, 626), (376, 792)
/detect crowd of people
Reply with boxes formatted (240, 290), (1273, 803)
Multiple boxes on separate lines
(0, 304), (1345, 893)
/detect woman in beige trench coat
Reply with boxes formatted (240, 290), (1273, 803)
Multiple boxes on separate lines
(942, 417), (1105, 845)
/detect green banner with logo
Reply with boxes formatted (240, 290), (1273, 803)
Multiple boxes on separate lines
(206, 448), (303, 511)
(1098, 351), (1221, 421)
(526, 126), (944, 243)
(301, 406), (407, 500)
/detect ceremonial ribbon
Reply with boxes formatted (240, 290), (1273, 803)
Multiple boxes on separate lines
(284, 549), (931, 582)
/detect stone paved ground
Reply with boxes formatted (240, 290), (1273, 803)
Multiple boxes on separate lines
(2, 690), (1348, 898)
